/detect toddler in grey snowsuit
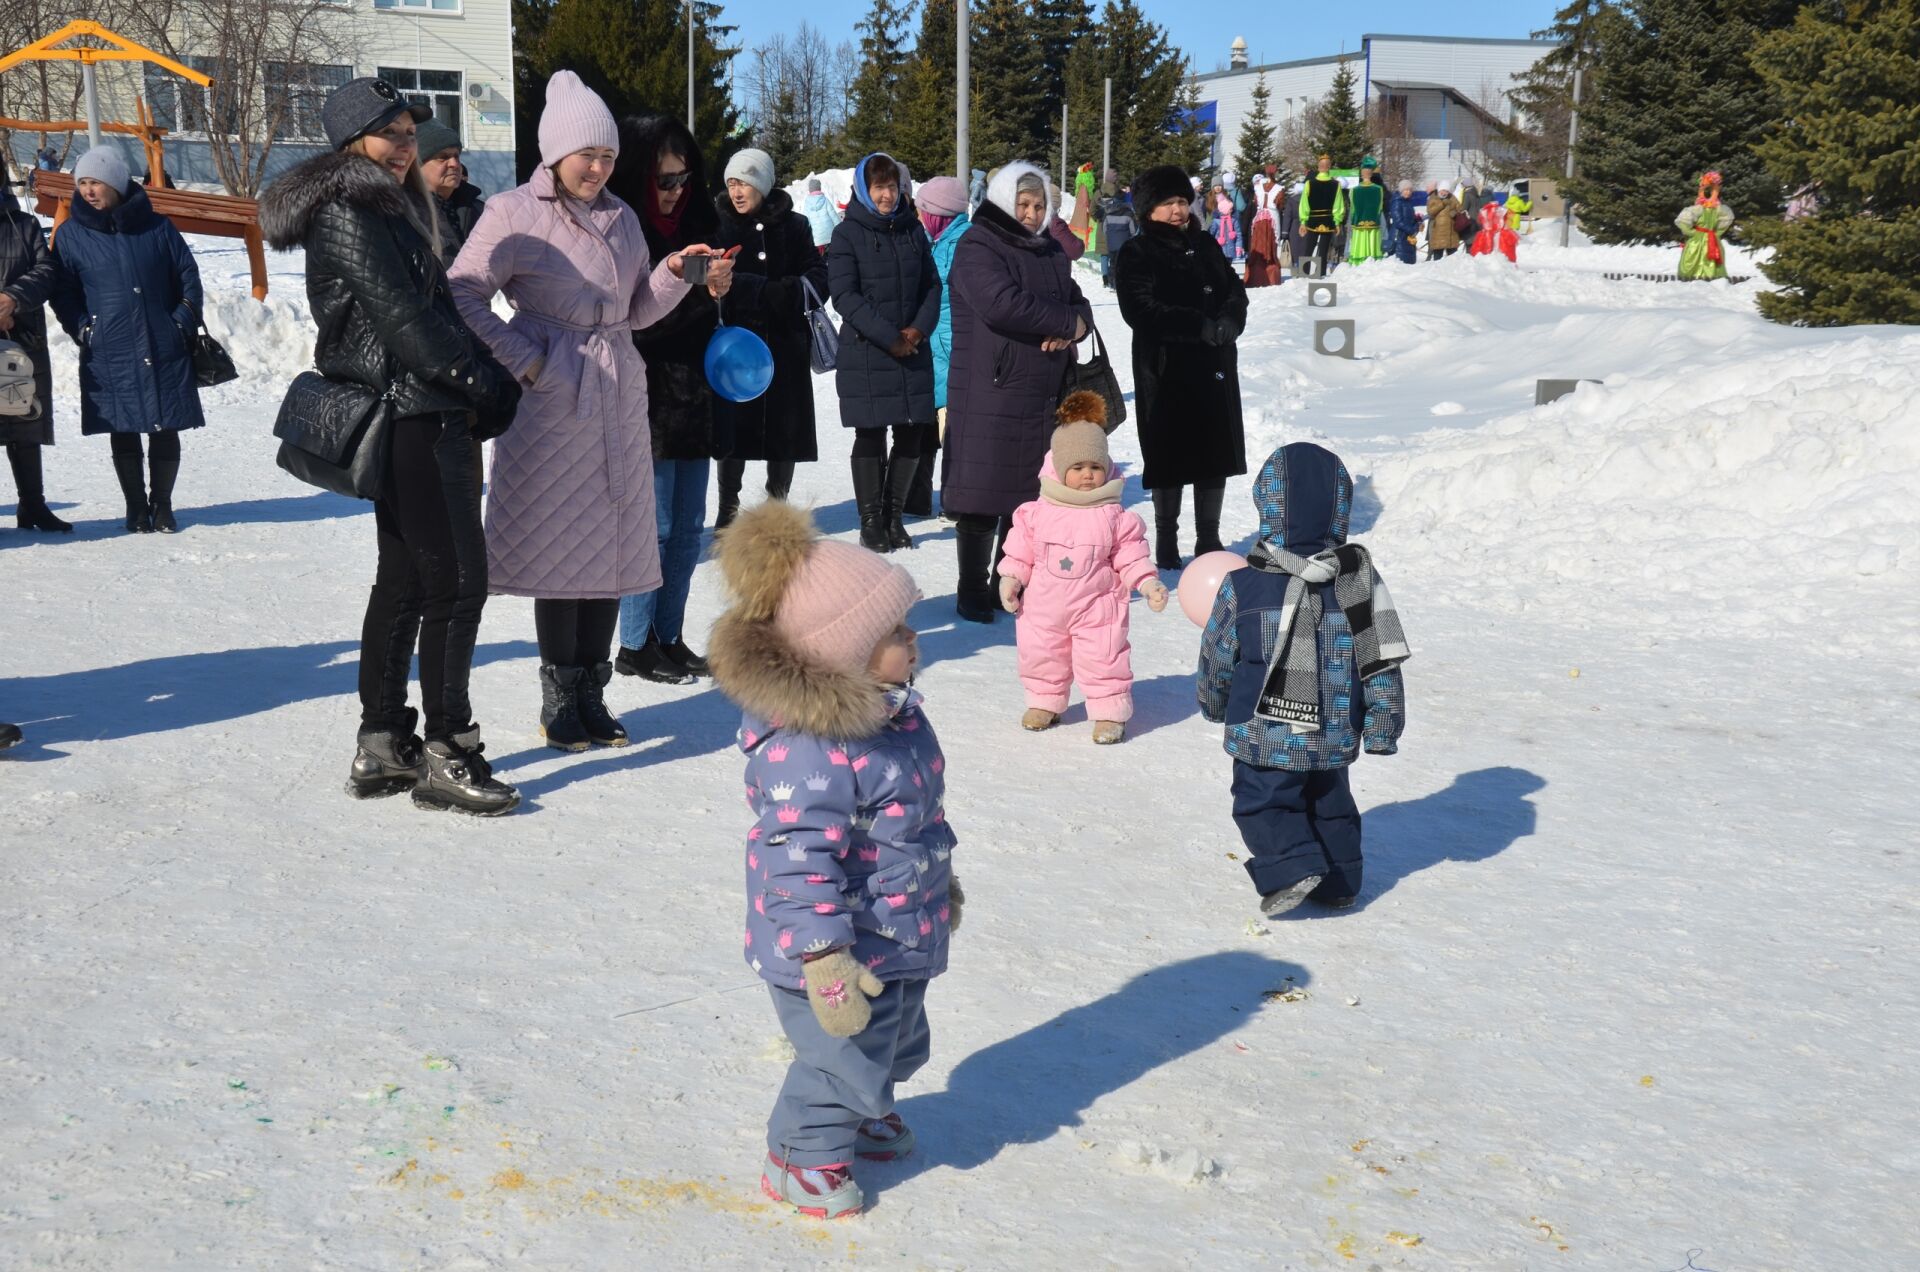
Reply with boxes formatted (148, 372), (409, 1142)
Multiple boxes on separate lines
(709, 500), (961, 1220)
(1197, 443), (1409, 914)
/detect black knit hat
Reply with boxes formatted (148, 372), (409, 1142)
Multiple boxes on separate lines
(322, 77), (430, 151)
(1132, 164), (1193, 219)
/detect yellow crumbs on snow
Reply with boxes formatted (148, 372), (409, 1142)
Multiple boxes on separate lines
(491, 1169), (528, 1191)
(1640, 1075), (1656, 1087)
(1387, 1231), (1423, 1248)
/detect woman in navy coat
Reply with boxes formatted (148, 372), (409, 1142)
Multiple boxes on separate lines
(51, 146), (205, 533)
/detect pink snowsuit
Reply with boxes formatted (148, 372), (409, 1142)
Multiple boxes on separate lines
(999, 456), (1158, 722)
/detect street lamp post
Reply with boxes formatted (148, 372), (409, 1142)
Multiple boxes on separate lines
(686, 0), (695, 129)
(955, 0), (969, 180)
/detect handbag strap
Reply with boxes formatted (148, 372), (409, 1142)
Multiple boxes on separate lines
(800, 275), (826, 315)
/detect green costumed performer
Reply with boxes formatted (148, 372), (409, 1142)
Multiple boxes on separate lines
(1302, 154), (1347, 277)
(1676, 170), (1735, 281)
(1346, 157), (1386, 262)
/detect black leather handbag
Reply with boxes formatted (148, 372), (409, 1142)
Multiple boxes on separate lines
(1059, 322), (1125, 430)
(191, 326), (239, 387)
(272, 371), (395, 500)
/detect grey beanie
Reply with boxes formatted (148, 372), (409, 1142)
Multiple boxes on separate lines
(807, 176), (822, 192)
(724, 148), (775, 198)
(74, 145), (131, 195)
(415, 119), (462, 163)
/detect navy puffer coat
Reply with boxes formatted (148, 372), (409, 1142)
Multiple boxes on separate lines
(50, 185), (205, 436)
(939, 165), (1092, 518)
(826, 153), (939, 430)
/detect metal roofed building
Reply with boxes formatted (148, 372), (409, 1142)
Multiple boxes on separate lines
(1189, 32), (1560, 185)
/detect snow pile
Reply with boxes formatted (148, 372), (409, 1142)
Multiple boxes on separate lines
(1365, 330), (1920, 620)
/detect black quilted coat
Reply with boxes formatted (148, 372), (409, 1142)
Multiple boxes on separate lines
(611, 114), (724, 462)
(0, 188), (58, 446)
(709, 188), (826, 464)
(939, 197), (1091, 518)
(827, 193), (940, 431)
(258, 151), (516, 427)
(1115, 216), (1249, 490)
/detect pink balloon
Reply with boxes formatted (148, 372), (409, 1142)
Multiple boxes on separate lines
(1178, 550), (1249, 626)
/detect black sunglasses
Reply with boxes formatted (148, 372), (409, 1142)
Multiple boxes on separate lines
(655, 170), (693, 191)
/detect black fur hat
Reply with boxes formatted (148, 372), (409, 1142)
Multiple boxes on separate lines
(1132, 164), (1193, 220)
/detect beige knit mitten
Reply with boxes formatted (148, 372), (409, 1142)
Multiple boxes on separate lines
(801, 948), (885, 1038)
(999, 575), (1024, 614)
(1140, 579), (1170, 612)
(948, 876), (964, 933)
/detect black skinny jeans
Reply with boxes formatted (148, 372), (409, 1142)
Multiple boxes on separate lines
(359, 413), (488, 742)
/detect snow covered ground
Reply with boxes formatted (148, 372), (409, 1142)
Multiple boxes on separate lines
(3, 234), (1917, 1271)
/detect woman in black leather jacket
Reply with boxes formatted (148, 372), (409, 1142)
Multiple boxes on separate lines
(260, 76), (521, 816)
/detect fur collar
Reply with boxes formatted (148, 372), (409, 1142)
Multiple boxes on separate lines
(715, 187), (795, 226)
(259, 150), (427, 250)
(973, 197), (1054, 250)
(709, 610), (891, 740)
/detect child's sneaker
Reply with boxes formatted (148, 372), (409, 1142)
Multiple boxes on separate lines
(1260, 874), (1324, 917)
(855, 1112), (915, 1161)
(1091, 720), (1125, 745)
(1021, 708), (1058, 731)
(760, 1152), (864, 1219)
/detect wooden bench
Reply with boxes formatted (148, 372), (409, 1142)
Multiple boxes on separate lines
(33, 169), (268, 300)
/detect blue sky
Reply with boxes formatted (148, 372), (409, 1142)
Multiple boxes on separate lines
(715, 1), (1564, 83)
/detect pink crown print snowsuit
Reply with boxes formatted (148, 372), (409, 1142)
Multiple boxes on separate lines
(999, 455), (1159, 721)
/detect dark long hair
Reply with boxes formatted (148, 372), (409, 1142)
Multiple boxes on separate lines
(609, 113), (718, 256)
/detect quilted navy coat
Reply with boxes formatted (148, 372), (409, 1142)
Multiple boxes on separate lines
(0, 188), (59, 446)
(826, 153), (939, 431)
(49, 185), (205, 436)
(940, 166), (1091, 519)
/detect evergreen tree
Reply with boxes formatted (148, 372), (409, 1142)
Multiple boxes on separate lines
(1748, 0), (1920, 325)
(1059, 0), (1191, 180)
(1565, 0), (1798, 243)
(1309, 57), (1369, 168)
(896, 0), (958, 176)
(843, 0), (914, 158)
(970, 0), (1046, 165)
(1033, 0), (1094, 164)
(1489, 2), (1620, 182)
(1232, 71), (1275, 177)
(1167, 80), (1212, 174)
(760, 87), (807, 185)
(522, 0), (741, 182)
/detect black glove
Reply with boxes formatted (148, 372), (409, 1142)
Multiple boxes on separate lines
(471, 374), (522, 442)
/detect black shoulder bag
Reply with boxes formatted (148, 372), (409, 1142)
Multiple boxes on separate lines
(272, 371), (396, 500)
(1059, 321), (1126, 430)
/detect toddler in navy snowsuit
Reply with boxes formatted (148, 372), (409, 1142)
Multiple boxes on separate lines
(1197, 443), (1409, 913)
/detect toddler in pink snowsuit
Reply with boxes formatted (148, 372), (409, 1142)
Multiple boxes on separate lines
(998, 391), (1170, 744)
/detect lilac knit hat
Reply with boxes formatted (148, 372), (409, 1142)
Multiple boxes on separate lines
(538, 71), (619, 166)
(775, 540), (920, 674)
(918, 176), (968, 217)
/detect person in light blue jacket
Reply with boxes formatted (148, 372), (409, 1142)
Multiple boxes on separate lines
(910, 175), (971, 518)
(800, 176), (840, 252)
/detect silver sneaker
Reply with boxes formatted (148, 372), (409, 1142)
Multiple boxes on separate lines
(411, 728), (520, 816)
(346, 716), (425, 798)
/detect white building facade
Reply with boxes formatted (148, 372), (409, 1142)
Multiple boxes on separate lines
(1191, 32), (1558, 186)
(13, 2), (517, 195)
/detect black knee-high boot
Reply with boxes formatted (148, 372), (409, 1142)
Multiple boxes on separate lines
(954, 518), (997, 624)
(149, 452), (180, 534)
(765, 461), (795, 501)
(8, 443), (70, 532)
(111, 450), (150, 533)
(850, 456), (889, 552)
(903, 422), (938, 517)
(884, 452), (918, 550)
(1151, 488), (1183, 569)
(715, 459), (745, 530)
(1193, 483), (1225, 556)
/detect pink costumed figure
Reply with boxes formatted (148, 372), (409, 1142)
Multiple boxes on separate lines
(997, 391), (1170, 745)
(1468, 201), (1518, 263)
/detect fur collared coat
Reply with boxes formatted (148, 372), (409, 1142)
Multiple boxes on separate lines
(708, 502), (958, 991)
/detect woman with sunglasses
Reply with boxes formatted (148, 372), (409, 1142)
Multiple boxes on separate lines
(450, 74), (723, 752)
(605, 114), (734, 685)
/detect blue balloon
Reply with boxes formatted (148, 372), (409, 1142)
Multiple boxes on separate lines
(704, 326), (775, 403)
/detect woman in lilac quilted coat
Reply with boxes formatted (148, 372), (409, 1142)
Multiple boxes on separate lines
(708, 500), (961, 1221)
(450, 72), (720, 752)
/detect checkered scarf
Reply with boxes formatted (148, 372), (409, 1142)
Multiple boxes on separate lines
(1249, 541), (1410, 731)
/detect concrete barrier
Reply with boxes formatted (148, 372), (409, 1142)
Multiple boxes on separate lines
(1314, 319), (1355, 359)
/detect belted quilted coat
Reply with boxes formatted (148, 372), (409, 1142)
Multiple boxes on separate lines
(448, 165), (690, 598)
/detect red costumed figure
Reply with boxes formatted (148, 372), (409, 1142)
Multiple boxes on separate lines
(1468, 200), (1518, 263)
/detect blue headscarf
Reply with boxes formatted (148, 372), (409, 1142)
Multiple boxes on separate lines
(853, 152), (909, 221)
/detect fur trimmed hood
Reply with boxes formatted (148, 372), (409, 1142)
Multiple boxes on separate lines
(259, 150), (430, 250)
(708, 501), (895, 740)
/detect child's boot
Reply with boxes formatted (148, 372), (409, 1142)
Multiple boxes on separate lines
(855, 1113), (914, 1161)
(1021, 708), (1058, 731)
(1260, 874), (1325, 917)
(1091, 720), (1125, 745)
(761, 1152), (864, 1219)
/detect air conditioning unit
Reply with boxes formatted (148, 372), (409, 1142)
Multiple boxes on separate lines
(467, 81), (504, 109)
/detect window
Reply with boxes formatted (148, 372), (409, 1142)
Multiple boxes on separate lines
(374, 0), (462, 12)
(144, 57), (236, 136)
(266, 62), (352, 141)
(376, 67), (463, 139)
(1381, 93), (1409, 127)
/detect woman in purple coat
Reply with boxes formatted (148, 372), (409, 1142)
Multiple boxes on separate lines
(939, 163), (1091, 624)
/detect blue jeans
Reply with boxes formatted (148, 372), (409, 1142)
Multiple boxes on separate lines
(619, 458), (710, 648)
